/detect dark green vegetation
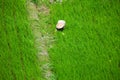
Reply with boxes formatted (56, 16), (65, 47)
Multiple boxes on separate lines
(0, 0), (41, 80)
(32, 0), (38, 5)
(49, 0), (120, 80)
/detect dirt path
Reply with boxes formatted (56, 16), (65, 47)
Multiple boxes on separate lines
(27, 1), (55, 80)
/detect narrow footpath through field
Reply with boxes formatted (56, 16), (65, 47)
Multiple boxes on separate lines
(27, 1), (55, 80)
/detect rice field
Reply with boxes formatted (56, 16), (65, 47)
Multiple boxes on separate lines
(0, 0), (41, 80)
(0, 0), (120, 80)
(49, 0), (120, 80)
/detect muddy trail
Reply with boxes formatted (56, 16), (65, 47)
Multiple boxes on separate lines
(27, 1), (55, 80)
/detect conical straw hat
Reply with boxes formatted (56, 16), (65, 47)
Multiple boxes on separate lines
(56, 20), (66, 29)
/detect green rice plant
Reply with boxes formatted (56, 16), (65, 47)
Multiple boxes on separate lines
(49, 0), (120, 80)
(32, 0), (38, 5)
(0, 0), (41, 80)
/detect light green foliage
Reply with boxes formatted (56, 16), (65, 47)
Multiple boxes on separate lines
(49, 0), (120, 80)
(0, 0), (41, 80)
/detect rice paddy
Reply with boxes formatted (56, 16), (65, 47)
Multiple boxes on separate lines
(0, 0), (120, 80)
(0, 0), (41, 80)
(49, 0), (120, 80)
